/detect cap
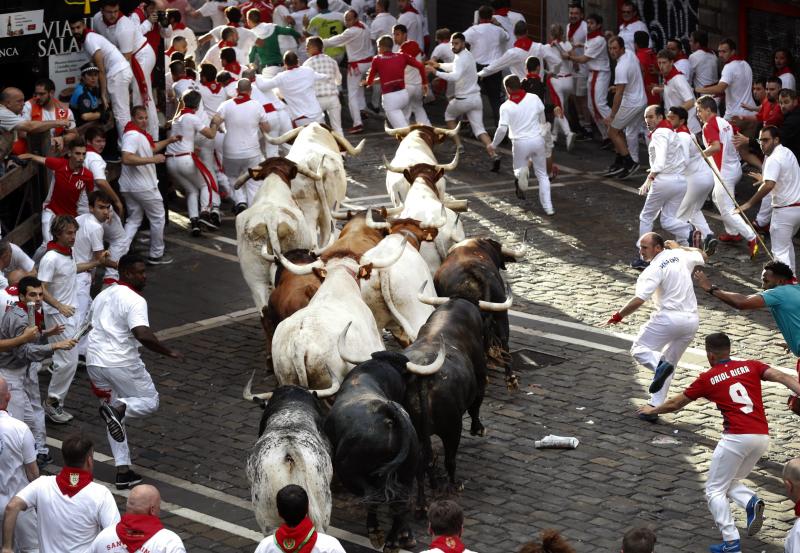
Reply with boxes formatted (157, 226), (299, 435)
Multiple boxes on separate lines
(80, 63), (99, 75)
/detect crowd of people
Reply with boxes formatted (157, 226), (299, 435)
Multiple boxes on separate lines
(0, 0), (799, 551)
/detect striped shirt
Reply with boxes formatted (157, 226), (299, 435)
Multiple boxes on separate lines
(302, 53), (342, 97)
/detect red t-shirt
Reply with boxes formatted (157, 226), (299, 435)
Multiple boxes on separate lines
(683, 360), (770, 435)
(43, 157), (94, 216)
(366, 52), (427, 94)
(635, 48), (659, 105)
(757, 98), (784, 127)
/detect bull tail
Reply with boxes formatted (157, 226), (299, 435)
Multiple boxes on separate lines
(380, 270), (418, 343)
(292, 341), (310, 388)
(266, 218), (282, 260)
(368, 401), (417, 504)
(313, 167), (334, 247)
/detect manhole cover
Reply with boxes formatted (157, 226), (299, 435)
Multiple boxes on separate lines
(511, 349), (566, 370)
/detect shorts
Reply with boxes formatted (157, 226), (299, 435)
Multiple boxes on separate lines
(611, 104), (646, 130)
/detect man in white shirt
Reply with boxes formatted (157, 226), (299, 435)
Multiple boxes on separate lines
(695, 95), (759, 255)
(20, 78), (77, 153)
(696, 38), (753, 122)
(476, 20), (540, 81)
(303, 37), (343, 135)
(568, 13), (611, 142)
(784, 458), (800, 553)
(89, 484), (186, 553)
(736, 127), (800, 272)
(0, 376), (39, 553)
(257, 51), (327, 127)
(369, 0), (395, 42)
(254, 485), (346, 553)
(40, 215), (110, 424)
(565, 4), (593, 139)
(606, 233), (706, 414)
(487, 75), (553, 214)
(604, 36), (646, 179)
(163, 8), (197, 58)
(2, 434), (120, 553)
(541, 23), (576, 150)
(202, 26), (249, 70)
(321, 9), (373, 134)
(191, 0), (236, 29)
(420, 500), (478, 553)
(616, 1), (650, 54)
(87, 254), (183, 490)
(464, 5), (509, 127)
(653, 49), (701, 134)
(393, 24), (430, 126)
(217, 79), (270, 211)
(689, 30), (719, 91)
(396, 0), (424, 53)
(666, 38), (692, 85)
(120, 106), (178, 265)
(0, 240), (35, 290)
(630, 105), (692, 270)
(93, 1), (159, 139)
(68, 15), (134, 142)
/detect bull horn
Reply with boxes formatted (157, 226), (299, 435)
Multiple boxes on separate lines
(296, 161), (324, 181)
(434, 149), (460, 172)
(330, 202), (353, 221)
(264, 126), (303, 145)
(443, 199), (469, 212)
(384, 122), (412, 137)
(501, 244), (525, 259)
(384, 204), (404, 216)
(366, 208), (390, 230)
(332, 132), (365, 155)
(365, 236), (407, 269)
(243, 369), (273, 402)
(406, 336), (446, 375)
(337, 322), (370, 365)
(312, 221), (336, 254)
(233, 169), (253, 190)
(338, 200), (366, 211)
(260, 244), (276, 262)
(437, 122), (461, 138)
(278, 252), (325, 275)
(417, 280), (448, 306)
(383, 155), (407, 174)
(478, 282), (513, 312)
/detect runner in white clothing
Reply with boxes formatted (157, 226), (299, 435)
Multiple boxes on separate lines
(652, 49), (700, 134)
(476, 21), (540, 81)
(419, 500), (478, 553)
(666, 38), (693, 85)
(321, 10), (373, 134)
(568, 13), (611, 141)
(606, 233), (706, 413)
(696, 38), (754, 121)
(2, 434), (120, 553)
(541, 23), (576, 150)
(784, 458), (800, 553)
(736, 128), (800, 272)
(616, 1), (650, 54)
(303, 38), (344, 135)
(89, 484), (186, 553)
(256, 51), (327, 127)
(566, 5), (593, 139)
(487, 75), (553, 214)
(689, 30), (719, 90)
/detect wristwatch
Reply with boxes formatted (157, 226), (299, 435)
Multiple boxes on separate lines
(707, 285), (719, 295)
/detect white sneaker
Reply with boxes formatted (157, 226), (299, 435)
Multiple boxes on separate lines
(44, 399), (73, 424)
(566, 132), (576, 152)
(544, 206), (555, 216)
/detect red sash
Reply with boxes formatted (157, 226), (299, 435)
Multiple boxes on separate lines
(117, 514), (165, 553)
(129, 41), (151, 104)
(124, 121), (155, 149)
(55, 467), (93, 497)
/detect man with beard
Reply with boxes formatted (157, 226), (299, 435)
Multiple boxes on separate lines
(18, 79), (77, 154)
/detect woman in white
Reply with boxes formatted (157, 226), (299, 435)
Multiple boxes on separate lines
(166, 90), (223, 236)
(541, 23), (575, 150)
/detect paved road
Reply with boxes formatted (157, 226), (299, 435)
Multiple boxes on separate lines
(39, 109), (800, 553)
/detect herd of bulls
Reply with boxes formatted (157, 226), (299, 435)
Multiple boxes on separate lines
(234, 122), (526, 552)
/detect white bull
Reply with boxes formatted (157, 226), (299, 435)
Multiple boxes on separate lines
(266, 123), (365, 248)
(235, 158), (324, 310)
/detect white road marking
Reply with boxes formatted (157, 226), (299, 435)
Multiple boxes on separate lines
(156, 307), (260, 340)
(164, 236), (239, 262)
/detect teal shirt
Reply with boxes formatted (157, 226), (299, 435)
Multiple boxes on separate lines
(760, 284), (800, 355)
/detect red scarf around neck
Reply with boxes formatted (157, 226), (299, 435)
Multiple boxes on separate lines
(674, 51), (687, 60)
(178, 107), (196, 116)
(218, 40), (237, 49)
(227, 21), (240, 27)
(16, 300), (43, 328)
(649, 118), (673, 137)
(223, 60), (242, 75)
(620, 15), (640, 28)
(353, 21), (365, 29)
(567, 20), (581, 40)
(663, 65), (682, 83)
(514, 36), (533, 51)
(233, 93), (251, 104)
(494, 7), (510, 16)
(724, 54), (744, 65)
(675, 124), (691, 134)
(776, 66), (793, 76)
(165, 46), (176, 57)
(795, 501), (800, 517)
(430, 535), (466, 553)
(123, 121), (155, 149)
(587, 27), (603, 40)
(55, 467), (93, 497)
(202, 81), (223, 94)
(274, 517), (318, 553)
(402, 4), (419, 13)
(117, 281), (143, 296)
(171, 22), (187, 30)
(46, 241), (72, 257)
(116, 514), (164, 553)
(86, 144), (99, 154)
(508, 90), (526, 104)
(526, 72), (541, 80)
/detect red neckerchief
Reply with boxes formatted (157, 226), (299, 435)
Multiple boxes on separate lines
(525, 72), (541, 80)
(430, 535), (466, 553)
(123, 121), (155, 149)
(223, 60), (242, 74)
(495, 7), (510, 16)
(775, 66), (793, 76)
(274, 517), (318, 553)
(178, 107), (196, 116)
(514, 36), (533, 51)
(227, 22), (240, 28)
(675, 124), (690, 134)
(116, 514), (164, 553)
(795, 501), (800, 517)
(117, 281), (143, 296)
(353, 21), (365, 29)
(15, 300), (43, 328)
(55, 467), (93, 497)
(649, 118), (673, 138)
(674, 51), (687, 61)
(508, 90), (526, 104)
(663, 66), (682, 83)
(201, 81), (223, 94)
(478, 18), (492, 23)
(46, 241), (73, 257)
(724, 54), (744, 65)
(218, 40), (237, 49)
(700, 47), (714, 54)
(172, 22), (187, 30)
(567, 20), (581, 40)
(402, 4), (419, 13)
(233, 92), (251, 104)
(619, 15), (640, 28)
(86, 144), (98, 154)
(165, 46), (176, 57)
(587, 27), (603, 39)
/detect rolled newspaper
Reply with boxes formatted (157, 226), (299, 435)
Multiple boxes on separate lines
(26, 302), (36, 327)
(534, 435), (579, 449)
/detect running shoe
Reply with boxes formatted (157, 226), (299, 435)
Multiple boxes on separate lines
(747, 238), (759, 259)
(649, 360), (675, 393)
(43, 398), (73, 424)
(708, 540), (741, 553)
(100, 403), (126, 443)
(746, 495), (765, 536)
(146, 255), (174, 265)
(703, 235), (719, 256)
(115, 470), (143, 490)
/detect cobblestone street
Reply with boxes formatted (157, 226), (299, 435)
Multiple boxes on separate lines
(40, 118), (800, 553)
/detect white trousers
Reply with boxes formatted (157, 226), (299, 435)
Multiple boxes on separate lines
(45, 312), (79, 405)
(756, 192), (773, 226)
(587, 70), (611, 139)
(0, 366), (47, 456)
(317, 95), (343, 136)
(549, 76), (574, 141)
(0, 508), (38, 553)
(382, 89), (410, 129)
(676, 172), (715, 237)
(224, 155), (264, 206)
(103, 211), (127, 281)
(87, 361), (159, 467)
(212, 133), (231, 196)
(122, 187), (166, 258)
(402, 84), (430, 126)
(108, 68), (134, 143)
(706, 433), (769, 542)
(631, 310), (699, 406)
(347, 61), (370, 127)
(512, 136), (552, 211)
(713, 165), (756, 240)
(130, 45), (159, 138)
(639, 173), (691, 245)
(166, 156), (211, 220)
(770, 205), (800, 273)
(76, 272), (92, 357)
(444, 94), (486, 137)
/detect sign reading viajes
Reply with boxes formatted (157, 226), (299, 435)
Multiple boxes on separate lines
(633, 0), (699, 51)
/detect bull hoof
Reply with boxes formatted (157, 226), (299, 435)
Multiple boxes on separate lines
(368, 528), (385, 549)
(383, 541), (400, 553)
(506, 374), (519, 390)
(470, 421), (486, 437)
(398, 531), (417, 549)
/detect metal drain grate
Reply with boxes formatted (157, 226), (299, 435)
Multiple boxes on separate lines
(511, 349), (567, 370)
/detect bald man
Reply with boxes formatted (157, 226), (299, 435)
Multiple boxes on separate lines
(0, 376), (40, 553)
(89, 484), (185, 553)
(0, 87), (72, 152)
(785, 458), (800, 552)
